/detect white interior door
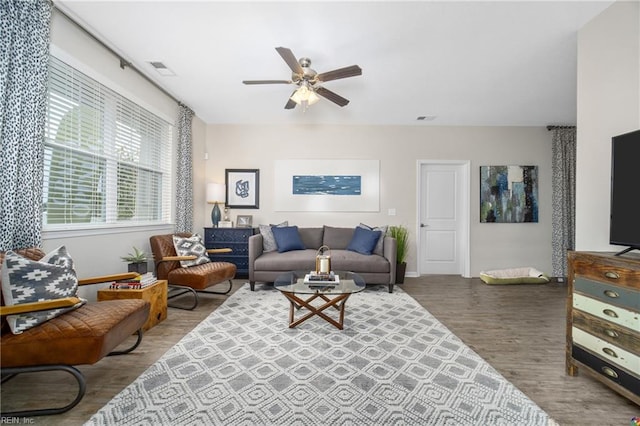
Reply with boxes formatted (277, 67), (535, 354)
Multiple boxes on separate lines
(418, 162), (469, 276)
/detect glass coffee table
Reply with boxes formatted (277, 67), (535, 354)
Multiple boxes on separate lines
(274, 271), (365, 330)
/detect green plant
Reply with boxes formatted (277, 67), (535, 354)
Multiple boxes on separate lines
(121, 246), (148, 263)
(388, 225), (409, 264)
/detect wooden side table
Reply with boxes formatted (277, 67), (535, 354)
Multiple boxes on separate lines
(97, 280), (168, 331)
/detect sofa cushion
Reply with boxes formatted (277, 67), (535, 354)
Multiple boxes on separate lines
(358, 223), (387, 256)
(259, 221), (288, 252)
(254, 249), (317, 271)
(272, 226), (306, 253)
(347, 226), (382, 255)
(173, 234), (210, 267)
(331, 250), (390, 273)
(323, 226), (355, 250)
(1, 246), (84, 334)
(298, 227), (324, 249)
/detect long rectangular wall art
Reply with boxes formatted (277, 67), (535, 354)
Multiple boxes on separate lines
(274, 160), (379, 212)
(480, 165), (539, 223)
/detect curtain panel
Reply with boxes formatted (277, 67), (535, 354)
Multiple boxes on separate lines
(550, 127), (576, 279)
(175, 103), (194, 233)
(0, 0), (51, 250)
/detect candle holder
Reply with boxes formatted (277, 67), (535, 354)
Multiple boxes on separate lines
(315, 245), (332, 275)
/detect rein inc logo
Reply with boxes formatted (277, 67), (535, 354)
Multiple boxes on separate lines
(0, 418), (35, 424)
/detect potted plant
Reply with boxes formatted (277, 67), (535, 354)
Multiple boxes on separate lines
(388, 225), (409, 284)
(121, 246), (148, 274)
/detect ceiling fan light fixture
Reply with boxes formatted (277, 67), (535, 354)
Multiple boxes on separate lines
(290, 84), (319, 105)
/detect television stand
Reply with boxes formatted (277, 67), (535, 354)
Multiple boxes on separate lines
(614, 246), (640, 256)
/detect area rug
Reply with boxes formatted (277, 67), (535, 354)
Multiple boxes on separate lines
(86, 284), (553, 425)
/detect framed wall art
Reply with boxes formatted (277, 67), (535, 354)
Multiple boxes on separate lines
(274, 159), (379, 212)
(480, 165), (538, 223)
(225, 169), (259, 209)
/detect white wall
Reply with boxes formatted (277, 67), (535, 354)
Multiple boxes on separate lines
(202, 125), (553, 277)
(575, 0), (640, 251)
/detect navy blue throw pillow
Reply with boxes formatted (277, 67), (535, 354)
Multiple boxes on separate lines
(347, 226), (382, 255)
(271, 225), (306, 253)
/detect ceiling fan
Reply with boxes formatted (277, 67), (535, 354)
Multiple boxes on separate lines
(242, 47), (362, 109)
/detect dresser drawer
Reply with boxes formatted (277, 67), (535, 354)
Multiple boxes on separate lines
(204, 228), (255, 244)
(574, 277), (640, 311)
(572, 327), (640, 374)
(573, 293), (640, 331)
(570, 253), (640, 290)
(572, 345), (640, 395)
(208, 243), (249, 256)
(572, 309), (640, 355)
(209, 255), (249, 270)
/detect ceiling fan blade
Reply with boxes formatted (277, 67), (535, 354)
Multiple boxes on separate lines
(315, 86), (350, 107)
(284, 92), (297, 110)
(242, 80), (292, 85)
(275, 47), (303, 74)
(317, 65), (362, 82)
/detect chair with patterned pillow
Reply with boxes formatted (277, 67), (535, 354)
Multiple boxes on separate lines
(149, 233), (237, 310)
(0, 247), (150, 417)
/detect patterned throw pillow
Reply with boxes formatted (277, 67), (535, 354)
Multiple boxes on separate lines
(1, 246), (83, 334)
(172, 234), (211, 267)
(358, 223), (388, 256)
(259, 221), (288, 252)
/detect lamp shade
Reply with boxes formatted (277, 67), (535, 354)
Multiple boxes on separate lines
(206, 183), (225, 204)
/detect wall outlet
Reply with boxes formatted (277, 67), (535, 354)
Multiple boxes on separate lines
(388, 208), (396, 216)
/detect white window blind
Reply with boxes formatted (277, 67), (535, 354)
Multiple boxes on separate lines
(44, 56), (173, 229)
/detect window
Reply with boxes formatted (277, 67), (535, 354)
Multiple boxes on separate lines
(44, 56), (173, 230)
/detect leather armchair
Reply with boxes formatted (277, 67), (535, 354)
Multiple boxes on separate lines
(0, 247), (150, 417)
(149, 233), (237, 310)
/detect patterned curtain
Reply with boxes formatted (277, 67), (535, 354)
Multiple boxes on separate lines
(550, 126), (576, 280)
(0, 0), (51, 250)
(175, 103), (194, 233)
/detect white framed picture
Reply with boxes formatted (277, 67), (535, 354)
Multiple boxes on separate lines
(274, 159), (379, 212)
(236, 215), (253, 228)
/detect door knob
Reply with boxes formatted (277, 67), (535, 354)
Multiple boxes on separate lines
(420, 223), (428, 228)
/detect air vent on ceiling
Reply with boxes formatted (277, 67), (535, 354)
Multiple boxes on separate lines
(148, 61), (175, 76)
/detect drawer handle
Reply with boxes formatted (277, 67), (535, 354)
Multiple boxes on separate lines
(604, 329), (619, 339)
(604, 271), (619, 280)
(602, 347), (618, 358)
(603, 309), (618, 318)
(603, 289), (619, 298)
(601, 366), (619, 379)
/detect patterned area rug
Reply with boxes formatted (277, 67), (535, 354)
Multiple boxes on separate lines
(87, 284), (553, 425)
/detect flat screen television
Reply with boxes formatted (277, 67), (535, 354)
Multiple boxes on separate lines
(609, 129), (640, 255)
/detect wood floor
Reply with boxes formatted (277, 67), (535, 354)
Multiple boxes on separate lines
(2, 276), (638, 425)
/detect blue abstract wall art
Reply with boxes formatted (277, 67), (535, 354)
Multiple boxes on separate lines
(480, 165), (538, 223)
(292, 175), (362, 195)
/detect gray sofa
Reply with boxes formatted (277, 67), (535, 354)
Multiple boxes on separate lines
(248, 226), (397, 292)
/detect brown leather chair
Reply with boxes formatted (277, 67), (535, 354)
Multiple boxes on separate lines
(0, 247), (150, 417)
(149, 233), (237, 310)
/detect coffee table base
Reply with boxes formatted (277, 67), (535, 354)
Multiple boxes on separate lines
(281, 292), (351, 330)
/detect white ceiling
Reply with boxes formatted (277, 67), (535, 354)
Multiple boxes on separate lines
(55, 1), (614, 126)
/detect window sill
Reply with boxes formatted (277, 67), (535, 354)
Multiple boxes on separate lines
(42, 223), (174, 240)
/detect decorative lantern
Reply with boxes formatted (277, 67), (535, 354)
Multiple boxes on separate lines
(315, 245), (332, 275)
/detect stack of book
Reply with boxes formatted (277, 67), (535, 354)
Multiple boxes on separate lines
(108, 273), (158, 290)
(303, 271), (339, 286)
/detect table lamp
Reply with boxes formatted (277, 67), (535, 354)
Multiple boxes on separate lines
(206, 183), (225, 227)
